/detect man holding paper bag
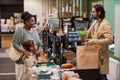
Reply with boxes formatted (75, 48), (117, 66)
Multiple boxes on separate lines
(85, 4), (113, 80)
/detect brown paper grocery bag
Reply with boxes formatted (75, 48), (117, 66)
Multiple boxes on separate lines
(76, 45), (99, 69)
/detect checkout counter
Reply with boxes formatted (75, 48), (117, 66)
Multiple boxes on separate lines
(28, 63), (100, 80)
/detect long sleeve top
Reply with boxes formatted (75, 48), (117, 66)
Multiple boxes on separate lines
(13, 27), (42, 50)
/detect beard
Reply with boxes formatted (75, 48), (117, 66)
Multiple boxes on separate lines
(93, 16), (99, 20)
(92, 14), (99, 20)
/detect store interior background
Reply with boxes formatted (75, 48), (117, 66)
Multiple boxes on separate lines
(0, 0), (119, 33)
(0, 0), (120, 80)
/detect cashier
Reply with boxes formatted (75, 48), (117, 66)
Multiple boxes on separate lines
(85, 4), (113, 80)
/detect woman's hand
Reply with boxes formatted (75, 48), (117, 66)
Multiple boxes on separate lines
(23, 51), (31, 58)
(36, 47), (44, 57)
(39, 47), (43, 53)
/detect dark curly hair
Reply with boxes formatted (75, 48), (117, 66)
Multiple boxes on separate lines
(21, 11), (33, 23)
(93, 4), (105, 19)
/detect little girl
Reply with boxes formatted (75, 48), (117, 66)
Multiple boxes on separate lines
(22, 40), (48, 80)
(22, 40), (37, 80)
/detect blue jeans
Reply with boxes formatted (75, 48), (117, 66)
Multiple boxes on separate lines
(100, 74), (107, 80)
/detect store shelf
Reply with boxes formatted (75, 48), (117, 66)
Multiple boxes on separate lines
(1, 34), (13, 48)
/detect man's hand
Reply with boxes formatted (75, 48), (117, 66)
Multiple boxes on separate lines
(85, 39), (93, 46)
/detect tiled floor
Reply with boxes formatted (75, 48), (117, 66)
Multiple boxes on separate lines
(0, 48), (16, 80)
